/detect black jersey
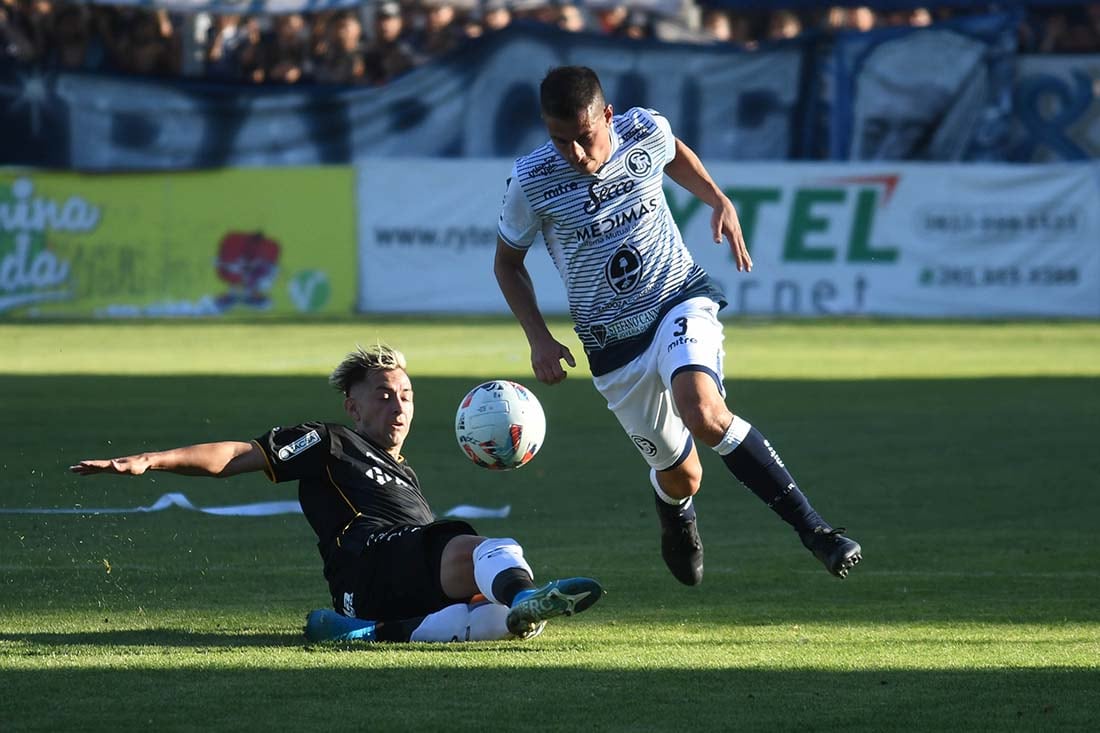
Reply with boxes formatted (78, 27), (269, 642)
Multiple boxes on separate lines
(253, 421), (435, 553)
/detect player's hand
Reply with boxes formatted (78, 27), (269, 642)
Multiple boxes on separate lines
(530, 337), (576, 385)
(69, 455), (150, 476)
(712, 198), (752, 272)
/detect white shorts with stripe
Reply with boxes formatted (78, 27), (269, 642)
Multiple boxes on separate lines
(592, 297), (726, 471)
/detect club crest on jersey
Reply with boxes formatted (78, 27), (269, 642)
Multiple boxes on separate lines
(605, 244), (643, 294)
(625, 149), (653, 178)
(631, 435), (658, 457)
(277, 429), (320, 460)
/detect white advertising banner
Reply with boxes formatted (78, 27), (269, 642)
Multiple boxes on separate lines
(357, 160), (1100, 318)
(357, 159), (570, 315)
(682, 162), (1100, 317)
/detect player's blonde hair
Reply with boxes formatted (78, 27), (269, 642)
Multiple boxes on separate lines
(329, 344), (408, 395)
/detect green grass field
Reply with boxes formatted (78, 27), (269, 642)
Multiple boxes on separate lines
(2, 320), (1098, 731)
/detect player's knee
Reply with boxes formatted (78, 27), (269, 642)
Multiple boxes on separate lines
(655, 461), (702, 499)
(678, 402), (731, 446)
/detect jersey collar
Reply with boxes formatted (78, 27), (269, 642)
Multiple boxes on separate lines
(594, 120), (621, 180)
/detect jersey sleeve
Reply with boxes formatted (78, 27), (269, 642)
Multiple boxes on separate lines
(644, 108), (677, 166)
(252, 421), (330, 483)
(497, 161), (541, 249)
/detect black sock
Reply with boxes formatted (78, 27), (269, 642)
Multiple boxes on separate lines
(491, 567), (536, 607)
(720, 426), (826, 535)
(374, 616), (423, 643)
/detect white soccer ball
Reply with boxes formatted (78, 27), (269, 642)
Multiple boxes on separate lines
(455, 380), (546, 470)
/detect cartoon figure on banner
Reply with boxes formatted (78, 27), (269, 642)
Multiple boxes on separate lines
(214, 231), (280, 311)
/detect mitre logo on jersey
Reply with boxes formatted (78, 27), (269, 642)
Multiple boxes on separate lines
(584, 179), (636, 214)
(625, 149), (653, 178)
(605, 244), (643, 294)
(542, 181), (579, 201)
(278, 429), (320, 460)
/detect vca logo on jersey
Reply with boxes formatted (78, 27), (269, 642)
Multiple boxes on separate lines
(278, 429), (320, 460)
(625, 149), (653, 178)
(605, 244), (643, 294)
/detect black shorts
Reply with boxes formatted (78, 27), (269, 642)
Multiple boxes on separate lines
(325, 519), (477, 621)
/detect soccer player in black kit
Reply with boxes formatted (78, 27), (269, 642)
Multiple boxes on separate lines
(71, 345), (602, 643)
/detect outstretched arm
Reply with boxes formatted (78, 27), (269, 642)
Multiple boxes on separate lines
(70, 441), (265, 478)
(494, 238), (576, 385)
(663, 137), (753, 273)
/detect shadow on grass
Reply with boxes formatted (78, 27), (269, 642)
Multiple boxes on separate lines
(0, 665), (1097, 730)
(0, 629), (304, 648)
(0, 629), (557, 652)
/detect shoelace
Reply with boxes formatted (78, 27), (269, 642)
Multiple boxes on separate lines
(671, 522), (701, 549)
(803, 526), (848, 545)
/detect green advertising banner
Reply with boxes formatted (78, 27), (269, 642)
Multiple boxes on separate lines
(0, 168), (356, 318)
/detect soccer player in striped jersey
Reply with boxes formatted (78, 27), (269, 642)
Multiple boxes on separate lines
(494, 66), (862, 585)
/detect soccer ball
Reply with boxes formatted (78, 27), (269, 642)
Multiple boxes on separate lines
(455, 380), (546, 470)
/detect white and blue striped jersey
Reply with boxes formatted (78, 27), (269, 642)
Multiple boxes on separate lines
(498, 107), (725, 376)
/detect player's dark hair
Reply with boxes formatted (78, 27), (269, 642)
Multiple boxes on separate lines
(329, 344), (407, 396)
(540, 66), (606, 120)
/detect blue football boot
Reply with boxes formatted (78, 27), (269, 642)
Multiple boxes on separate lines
(505, 577), (604, 637)
(304, 609), (377, 642)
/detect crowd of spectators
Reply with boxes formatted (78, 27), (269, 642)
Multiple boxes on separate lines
(2, 0), (1099, 85)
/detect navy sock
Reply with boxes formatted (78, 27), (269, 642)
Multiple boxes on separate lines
(720, 426), (826, 534)
(491, 567), (536, 607)
(654, 490), (696, 524)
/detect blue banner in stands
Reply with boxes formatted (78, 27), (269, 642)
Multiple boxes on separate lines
(75, 0), (684, 13)
(827, 12), (1018, 161)
(1009, 54), (1100, 161)
(697, 0), (1070, 8)
(0, 25), (809, 170)
(77, 0), (360, 13)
